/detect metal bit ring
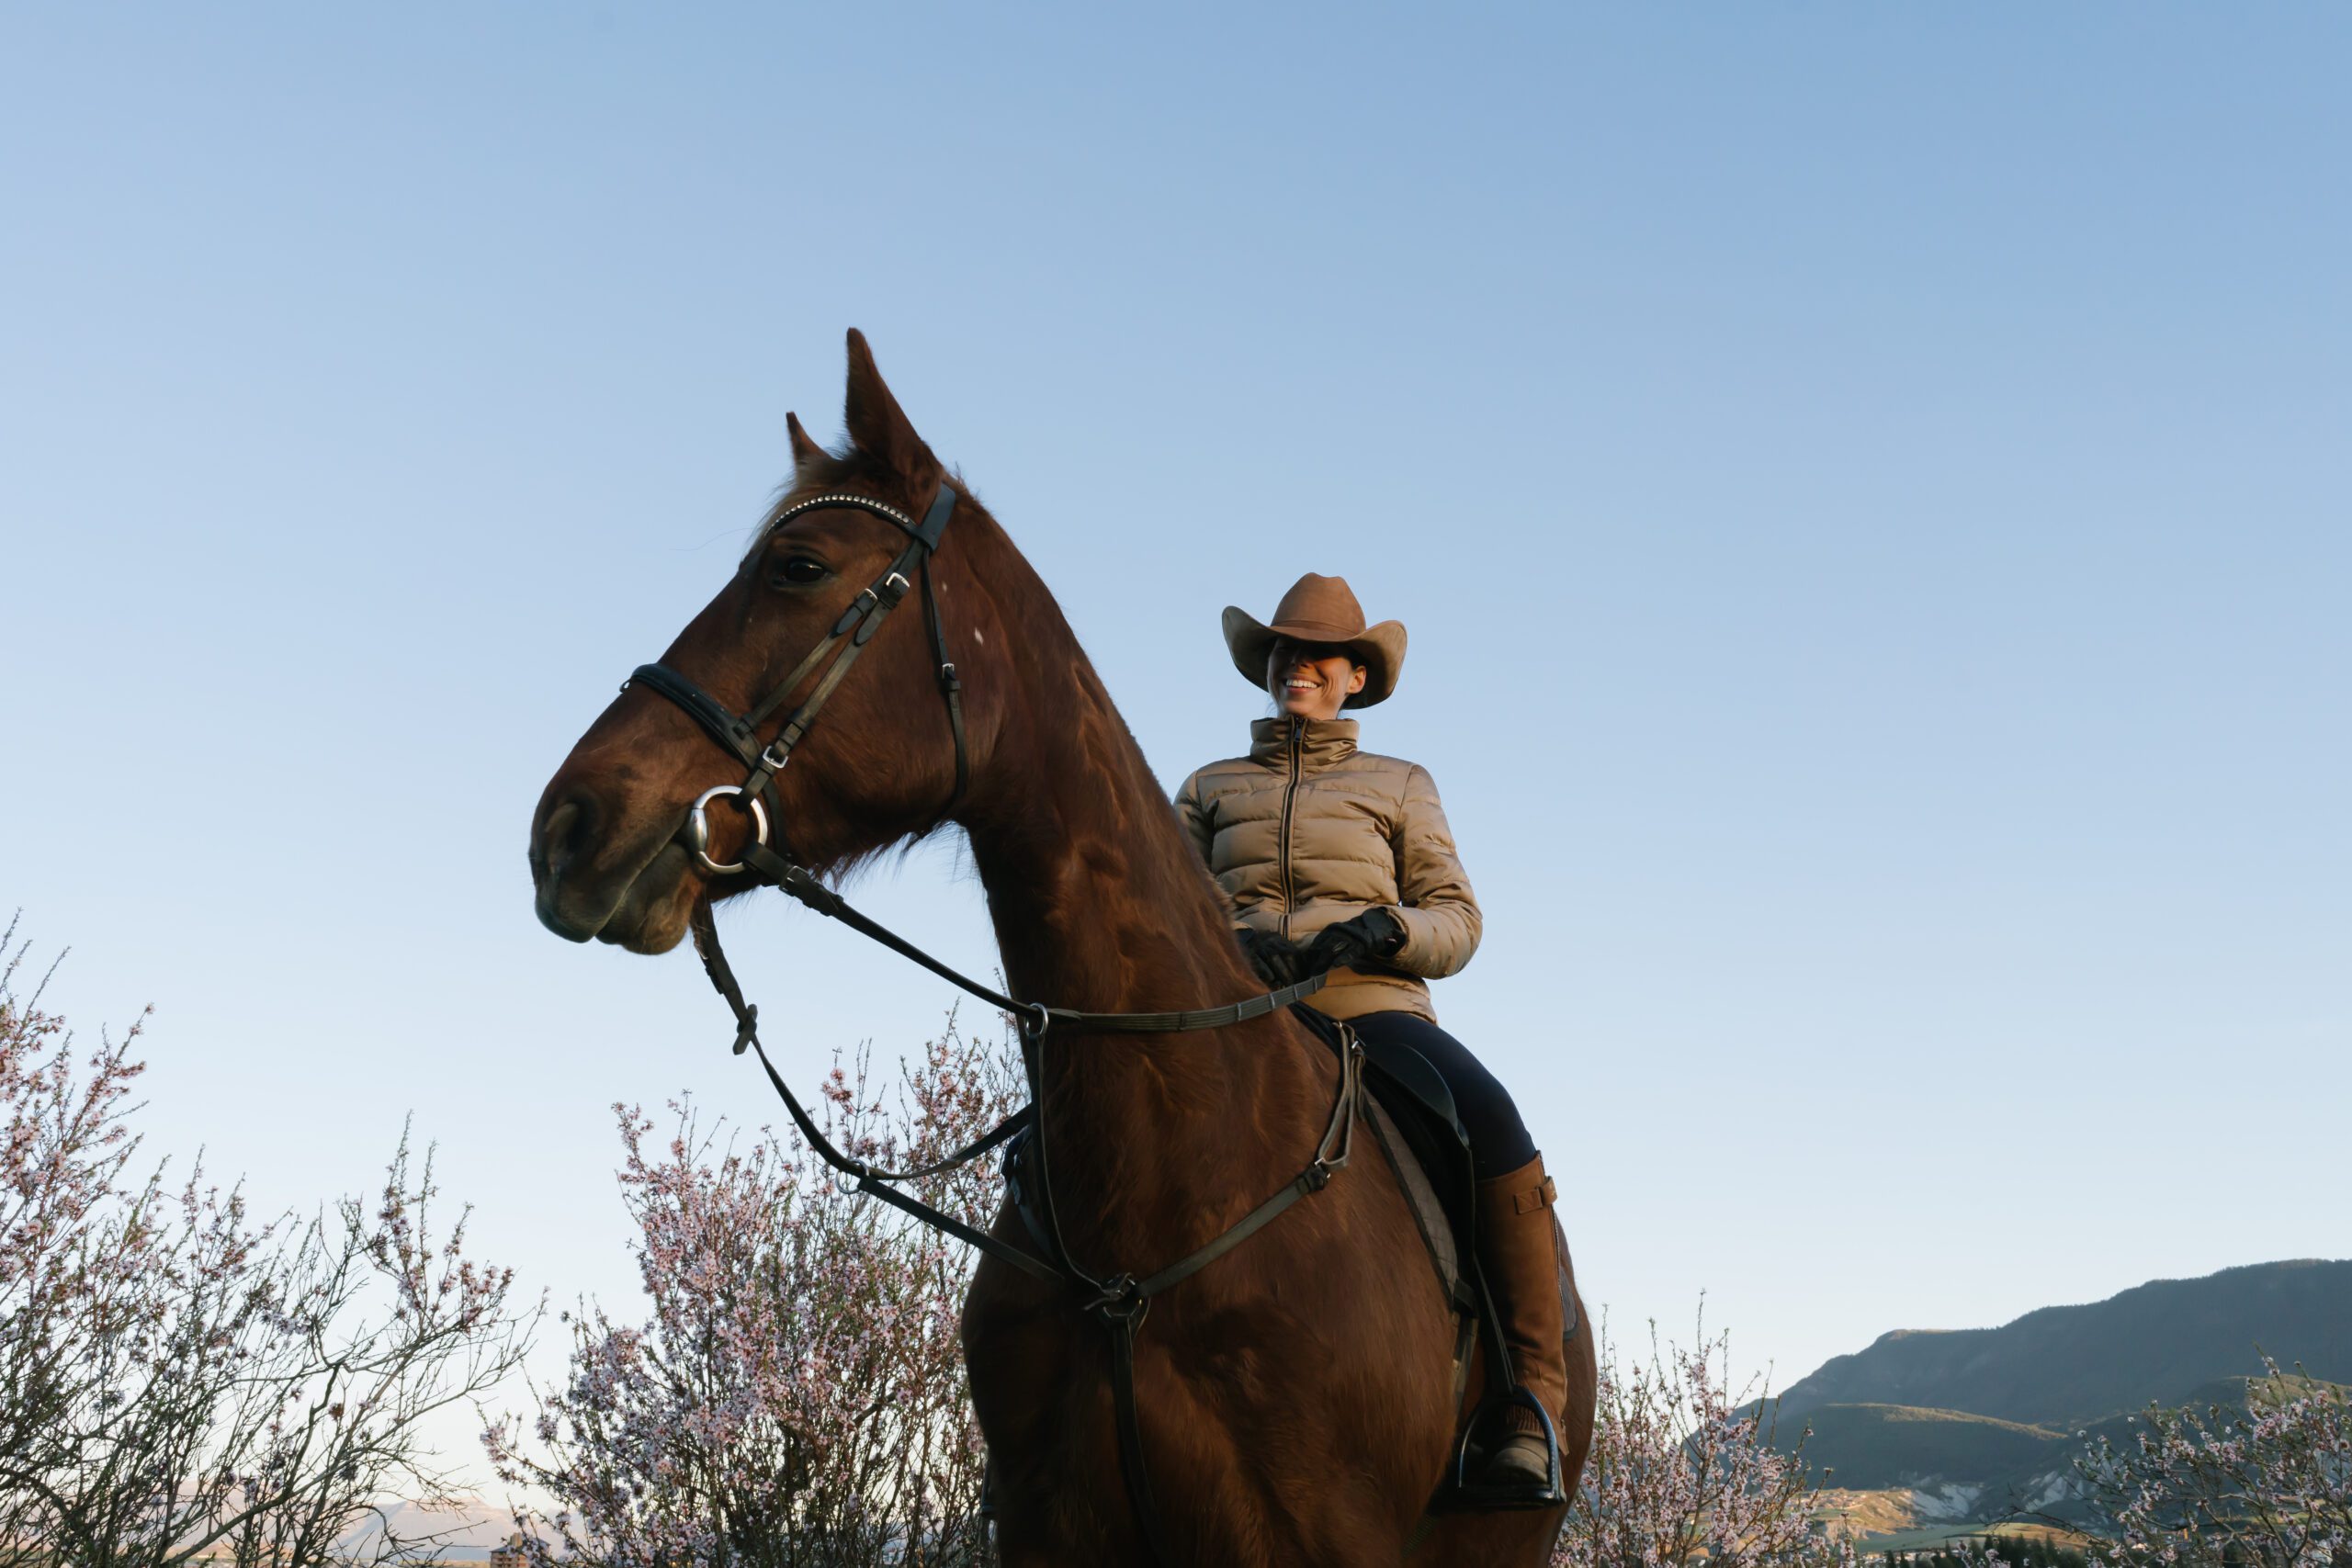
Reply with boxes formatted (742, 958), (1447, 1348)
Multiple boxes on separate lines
(687, 785), (770, 875)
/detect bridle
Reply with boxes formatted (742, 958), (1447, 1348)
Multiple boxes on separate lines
(628, 482), (968, 888)
(616, 479), (1368, 1567)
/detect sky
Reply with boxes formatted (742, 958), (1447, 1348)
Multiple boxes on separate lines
(4, 2), (2347, 1487)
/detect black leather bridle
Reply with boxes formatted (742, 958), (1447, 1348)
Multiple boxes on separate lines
(628, 482), (968, 887)
(618, 480), (1369, 1567)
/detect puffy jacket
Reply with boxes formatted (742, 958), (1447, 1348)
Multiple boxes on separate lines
(1173, 716), (1481, 1023)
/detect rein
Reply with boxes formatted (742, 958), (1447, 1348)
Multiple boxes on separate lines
(626, 481), (1363, 1567)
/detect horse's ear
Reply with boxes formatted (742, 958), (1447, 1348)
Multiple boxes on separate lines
(786, 411), (828, 473)
(842, 328), (940, 483)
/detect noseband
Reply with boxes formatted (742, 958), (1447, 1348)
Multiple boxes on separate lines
(614, 480), (1396, 1568)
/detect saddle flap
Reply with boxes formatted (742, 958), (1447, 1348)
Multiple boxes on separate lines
(1362, 1094), (1467, 1312)
(1290, 1006), (1477, 1317)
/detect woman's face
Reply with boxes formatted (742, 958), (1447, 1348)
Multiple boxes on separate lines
(1267, 637), (1367, 721)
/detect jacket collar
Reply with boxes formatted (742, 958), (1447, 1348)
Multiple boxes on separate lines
(1250, 716), (1360, 771)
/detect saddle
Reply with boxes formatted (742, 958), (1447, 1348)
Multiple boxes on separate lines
(999, 1005), (1575, 1510)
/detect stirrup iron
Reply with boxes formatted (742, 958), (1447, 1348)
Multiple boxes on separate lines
(1451, 1386), (1566, 1510)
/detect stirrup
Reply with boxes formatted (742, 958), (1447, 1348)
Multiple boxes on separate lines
(1450, 1386), (1566, 1510)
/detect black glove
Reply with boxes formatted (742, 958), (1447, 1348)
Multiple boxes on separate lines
(1302, 908), (1408, 976)
(1235, 928), (1308, 987)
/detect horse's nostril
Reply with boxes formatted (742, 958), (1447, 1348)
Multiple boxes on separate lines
(537, 795), (599, 877)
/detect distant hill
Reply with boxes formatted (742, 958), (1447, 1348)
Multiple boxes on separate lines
(1778, 1259), (2352, 1430)
(1795, 1375), (2346, 1533)
(1792, 1404), (2071, 1493)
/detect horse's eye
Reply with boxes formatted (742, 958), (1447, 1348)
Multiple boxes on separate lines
(771, 555), (829, 588)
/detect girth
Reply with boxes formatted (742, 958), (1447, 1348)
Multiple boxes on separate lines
(621, 479), (1363, 1568)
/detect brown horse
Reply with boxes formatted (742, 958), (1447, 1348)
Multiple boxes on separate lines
(528, 331), (1596, 1566)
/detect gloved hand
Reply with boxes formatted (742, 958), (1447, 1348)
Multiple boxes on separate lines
(1235, 928), (1308, 987)
(1302, 908), (1408, 976)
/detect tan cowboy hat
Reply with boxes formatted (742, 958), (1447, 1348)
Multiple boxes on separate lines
(1221, 573), (1408, 709)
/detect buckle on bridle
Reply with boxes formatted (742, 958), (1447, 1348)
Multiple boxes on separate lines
(686, 784), (771, 875)
(759, 738), (793, 773)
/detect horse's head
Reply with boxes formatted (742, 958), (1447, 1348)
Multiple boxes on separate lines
(530, 331), (989, 953)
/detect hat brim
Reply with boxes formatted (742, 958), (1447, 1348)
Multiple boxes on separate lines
(1221, 606), (1407, 709)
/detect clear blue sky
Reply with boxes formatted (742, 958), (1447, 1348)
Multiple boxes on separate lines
(5, 1), (2346, 1462)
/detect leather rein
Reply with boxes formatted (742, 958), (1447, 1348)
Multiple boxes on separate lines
(623, 480), (1363, 1567)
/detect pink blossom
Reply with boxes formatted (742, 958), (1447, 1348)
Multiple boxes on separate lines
(487, 1011), (1021, 1567)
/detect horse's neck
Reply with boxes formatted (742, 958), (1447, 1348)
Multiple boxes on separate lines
(960, 660), (1316, 1177)
(966, 661), (1241, 1017)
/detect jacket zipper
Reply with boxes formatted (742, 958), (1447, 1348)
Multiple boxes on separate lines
(1277, 716), (1303, 941)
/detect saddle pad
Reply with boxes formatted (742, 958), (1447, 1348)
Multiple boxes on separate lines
(1362, 1092), (1465, 1312)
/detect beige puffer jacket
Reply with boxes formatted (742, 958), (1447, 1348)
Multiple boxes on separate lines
(1173, 716), (1481, 1023)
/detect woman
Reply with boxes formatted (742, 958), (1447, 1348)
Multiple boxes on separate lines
(1172, 571), (1566, 1497)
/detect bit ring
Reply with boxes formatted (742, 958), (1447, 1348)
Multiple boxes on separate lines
(687, 785), (770, 875)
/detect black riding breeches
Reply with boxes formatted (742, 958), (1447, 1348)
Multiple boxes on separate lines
(1338, 1010), (1537, 1180)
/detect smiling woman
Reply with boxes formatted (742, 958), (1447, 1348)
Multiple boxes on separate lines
(1175, 570), (1572, 1496)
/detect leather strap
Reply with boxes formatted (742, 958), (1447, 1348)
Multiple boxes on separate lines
(627, 660), (765, 768)
(1075, 1031), (1360, 1566)
(743, 839), (1331, 1036)
(1105, 1311), (1164, 1562)
(690, 904), (1057, 1284)
(923, 556), (969, 817)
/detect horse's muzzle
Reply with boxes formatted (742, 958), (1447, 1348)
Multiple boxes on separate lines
(531, 790), (693, 949)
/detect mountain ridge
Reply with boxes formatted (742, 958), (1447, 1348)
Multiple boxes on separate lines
(1776, 1258), (2352, 1430)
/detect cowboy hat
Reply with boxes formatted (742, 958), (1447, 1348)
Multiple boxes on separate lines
(1221, 573), (1408, 709)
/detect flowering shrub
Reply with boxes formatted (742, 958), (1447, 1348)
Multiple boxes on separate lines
(1555, 1316), (1832, 1568)
(486, 1013), (1023, 1568)
(2067, 1362), (2351, 1568)
(1542, 1321), (2352, 1568)
(0, 921), (536, 1568)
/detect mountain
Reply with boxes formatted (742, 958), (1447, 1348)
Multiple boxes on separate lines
(1791, 1404), (2071, 1493)
(1793, 1377), (2348, 1533)
(1777, 1259), (2352, 1430)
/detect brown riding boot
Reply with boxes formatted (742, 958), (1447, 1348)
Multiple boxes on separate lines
(1474, 1151), (1567, 1491)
